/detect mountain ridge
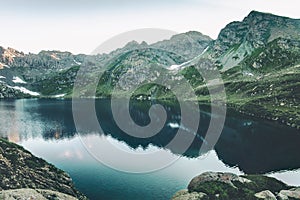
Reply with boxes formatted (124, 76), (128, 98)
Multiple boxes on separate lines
(0, 10), (299, 129)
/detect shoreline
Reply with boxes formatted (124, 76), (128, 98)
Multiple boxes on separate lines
(0, 97), (298, 130)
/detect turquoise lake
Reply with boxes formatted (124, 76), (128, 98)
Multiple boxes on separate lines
(0, 99), (299, 200)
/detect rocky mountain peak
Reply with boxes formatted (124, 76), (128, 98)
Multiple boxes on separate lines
(171, 31), (212, 42)
(123, 40), (140, 48)
(152, 31), (212, 59)
(103, 31), (211, 63)
(0, 47), (24, 65)
(38, 50), (72, 56)
(212, 11), (300, 58)
(244, 10), (291, 22)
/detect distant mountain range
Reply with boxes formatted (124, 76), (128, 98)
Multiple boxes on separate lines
(0, 11), (299, 128)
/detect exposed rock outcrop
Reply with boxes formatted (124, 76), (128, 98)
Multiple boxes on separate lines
(172, 189), (208, 200)
(278, 188), (300, 200)
(255, 190), (277, 200)
(0, 138), (87, 199)
(172, 172), (300, 200)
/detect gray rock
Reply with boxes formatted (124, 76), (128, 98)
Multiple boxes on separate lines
(152, 31), (212, 60)
(174, 172), (291, 200)
(0, 188), (78, 200)
(278, 188), (300, 200)
(255, 190), (277, 200)
(188, 171), (251, 191)
(171, 189), (207, 200)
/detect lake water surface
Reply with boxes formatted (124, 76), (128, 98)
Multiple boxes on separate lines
(0, 99), (299, 200)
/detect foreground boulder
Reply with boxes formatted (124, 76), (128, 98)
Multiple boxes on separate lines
(0, 138), (87, 199)
(172, 172), (300, 200)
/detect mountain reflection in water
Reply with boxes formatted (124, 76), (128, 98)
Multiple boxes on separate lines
(0, 99), (299, 175)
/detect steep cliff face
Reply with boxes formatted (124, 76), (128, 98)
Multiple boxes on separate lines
(0, 138), (87, 199)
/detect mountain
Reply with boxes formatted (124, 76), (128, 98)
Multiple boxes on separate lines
(0, 31), (211, 98)
(208, 10), (300, 71)
(0, 11), (299, 129)
(98, 31), (212, 60)
(151, 31), (212, 59)
(179, 11), (300, 128)
(0, 47), (24, 66)
(95, 48), (185, 97)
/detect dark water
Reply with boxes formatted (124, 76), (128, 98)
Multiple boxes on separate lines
(0, 99), (300, 200)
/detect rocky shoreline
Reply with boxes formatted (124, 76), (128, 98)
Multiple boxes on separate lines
(172, 172), (300, 200)
(0, 138), (87, 199)
(0, 189), (79, 200)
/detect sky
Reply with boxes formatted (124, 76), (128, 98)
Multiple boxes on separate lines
(0, 0), (299, 54)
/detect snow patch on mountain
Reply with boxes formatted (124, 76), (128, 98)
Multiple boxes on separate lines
(168, 48), (209, 71)
(243, 72), (254, 76)
(54, 94), (66, 98)
(50, 54), (60, 60)
(73, 60), (82, 65)
(13, 76), (27, 84)
(168, 58), (194, 71)
(7, 85), (40, 96)
(168, 64), (180, 70)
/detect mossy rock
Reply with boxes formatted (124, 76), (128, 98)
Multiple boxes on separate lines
(185, 172), (291, 200)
